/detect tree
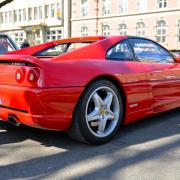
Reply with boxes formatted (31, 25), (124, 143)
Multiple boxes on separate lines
(0, 0), (14, 8)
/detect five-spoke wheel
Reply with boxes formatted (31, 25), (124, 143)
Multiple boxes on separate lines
(86, 86), (120, 138)
(68, 79), (123, 145)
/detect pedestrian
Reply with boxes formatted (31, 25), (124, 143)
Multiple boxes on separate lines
(21, 39), (30, 49)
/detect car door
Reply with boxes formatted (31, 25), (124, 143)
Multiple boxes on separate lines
(106, 39), (151, 122)
(129, 38), (180, 111)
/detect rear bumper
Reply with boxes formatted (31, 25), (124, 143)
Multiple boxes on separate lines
(0, 85), (84, 130)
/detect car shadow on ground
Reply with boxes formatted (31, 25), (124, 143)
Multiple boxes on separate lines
(0, 108), (179, 179)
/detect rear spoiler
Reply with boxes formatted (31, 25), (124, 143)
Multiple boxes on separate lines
(0, 55), (41, 66)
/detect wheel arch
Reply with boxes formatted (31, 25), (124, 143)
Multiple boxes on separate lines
(76, 74), (127, 123)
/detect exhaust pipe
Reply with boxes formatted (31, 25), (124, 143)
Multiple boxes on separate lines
(8, 115), (21, 126)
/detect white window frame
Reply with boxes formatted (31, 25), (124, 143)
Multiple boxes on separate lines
(51, 4), (55, 18)
(45, 5), (50, 19)
(102, 24), (110, 35)
(156, 20), (167, 44)
(28, 8), (33, 21)
(14, 31), (25, 46)
(102, 0), (111, 16)
(119, 23), (127, 35)
(81, 25), (88, 36)
(137, 0), (147, 12)
(157, 0), (167, 9)
(81, 0), (88, 17)
(14, 10), (17, 22)
(119, 0), (128, 13)
(34, 7), (38, 20)
(57, 3), (62, 20)
(136, 22), (146, 37)
(39, 6), (42, 19)
(23, 9), (26, 21)
(0, 12), (3, 24)
(46, 29), (62, 42)
(5, 11), (8, 23)
(9, 11), (13, 23)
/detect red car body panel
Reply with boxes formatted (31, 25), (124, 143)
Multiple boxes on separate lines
(0, 36), (180, 130)
(0, 85), (84, 130)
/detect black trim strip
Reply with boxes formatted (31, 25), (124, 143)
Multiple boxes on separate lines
(0, 105), (28, 113)
(0, 61), (35, 66)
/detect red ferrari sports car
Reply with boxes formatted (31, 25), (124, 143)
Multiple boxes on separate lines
(0, 36), (180, 144)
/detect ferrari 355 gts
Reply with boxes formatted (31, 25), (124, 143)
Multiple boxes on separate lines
(0, 36), (180, 144)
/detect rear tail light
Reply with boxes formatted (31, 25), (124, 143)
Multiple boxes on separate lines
(15, 67), (26, 83)
(15, 67), (40, 85)
(27, 68), (40, 83)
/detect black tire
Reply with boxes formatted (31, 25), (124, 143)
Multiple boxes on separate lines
(67, 79), (124, 145)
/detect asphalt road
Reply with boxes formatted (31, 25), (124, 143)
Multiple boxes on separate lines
(0, 109), (180, 180)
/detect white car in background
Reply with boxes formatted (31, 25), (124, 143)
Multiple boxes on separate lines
(0, 34), (19, 54)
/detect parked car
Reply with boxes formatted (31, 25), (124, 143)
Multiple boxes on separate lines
(0, 33), (19, 54)
(0, 36), (180, 144)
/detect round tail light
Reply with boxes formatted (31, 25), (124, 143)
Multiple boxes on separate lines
(27, 68), (40, 83)
(15, 67), (26, 83)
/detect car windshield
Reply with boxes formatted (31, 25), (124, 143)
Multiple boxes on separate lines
(0, 36), (16, 54)
(35, 42), (92, 57)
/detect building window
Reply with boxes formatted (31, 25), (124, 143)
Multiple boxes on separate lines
(51, 31), (56, 40)
(157, 0), (167, 8)
(57, 3), (61, 20)
(45, 5), (50, 18)
(34, 7), (38, 20)
(119, 0), (128, 13)
(156, 20), (167, 43)
(57, 30), (62, 39)
(46, 31), (50, 41)
(102, 25), (110, 35)
(18, 9), (22, 22)
(136, 22), (146, 37)
(15, 32), (24, 46)
(23, 9), (26, 21)
(102, 0), (111, 15)
(137, 0), (147, 12)
(9, 11), (12, 22)
(119, 23), (127, 35)
(5, 11), (8, 23)
(39, 6), (42, 19)
(81, 0), (88, 17)
(0, 12), (3, 24)
(51, 4), (55, 18)
(0, 12), (4, 24)
(81, 26), (88, 36)
(14, 10), (17, 22)
(28, 8), (33, 21)
(46, 29), (62, 42)
(177, 20), (180, 43)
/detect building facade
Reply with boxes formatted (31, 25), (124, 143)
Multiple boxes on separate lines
(0, 0), (71, 46)
(71, 0), (180, 49)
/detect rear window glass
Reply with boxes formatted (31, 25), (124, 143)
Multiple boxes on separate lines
(35, 42), (91, 57)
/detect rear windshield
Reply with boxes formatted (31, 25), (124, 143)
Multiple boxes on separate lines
(35, 42), (92, 57)
(0, 35), (16, 54)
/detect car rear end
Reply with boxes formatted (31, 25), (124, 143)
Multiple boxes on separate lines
(0, 55), (83, 130)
